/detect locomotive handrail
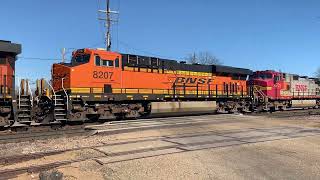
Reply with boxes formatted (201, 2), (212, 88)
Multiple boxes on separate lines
(61, 78), (69, 111)
(18, 77), (21, 109)
(45, 79), (56, 106)
(27, 80), (33, 107)
(253, 86), (267, 100)
(110, 86), (248, 97)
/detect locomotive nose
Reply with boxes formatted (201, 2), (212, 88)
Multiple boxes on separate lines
(248, 79), (267, 87)
(52, 64), (71, 91)
(252, 79), (268, 86)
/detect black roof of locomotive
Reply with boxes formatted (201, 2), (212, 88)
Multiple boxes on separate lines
(0, 40), (22, 55)
(122, 53), (253, 76)
(213, 65), (253, 75)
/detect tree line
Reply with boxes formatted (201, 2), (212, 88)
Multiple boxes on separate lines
(184, 52), (320, 79)
(184, 51), (222, 65)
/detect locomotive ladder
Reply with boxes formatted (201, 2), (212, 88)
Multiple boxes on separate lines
(253, 86), (268, 101)
(52, 78), (68, 123)
(52, 94), (68, 123)
(253, 86), (270, 111)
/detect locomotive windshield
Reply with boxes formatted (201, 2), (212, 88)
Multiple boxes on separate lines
(253, 73), (272, 79)
(72, 54), (91, 64)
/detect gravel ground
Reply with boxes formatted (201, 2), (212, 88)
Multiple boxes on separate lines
(99, 135), (320, 180)
(1, 113), (320, 180)
(2, 114), (318, 157)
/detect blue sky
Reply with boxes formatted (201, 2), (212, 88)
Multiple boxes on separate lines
(1, 0), (320, 80)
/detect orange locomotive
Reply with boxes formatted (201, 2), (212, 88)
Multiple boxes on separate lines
(51, 48), (252, 122)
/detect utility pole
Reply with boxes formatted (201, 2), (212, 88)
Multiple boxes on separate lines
(98, 0), (119, 51)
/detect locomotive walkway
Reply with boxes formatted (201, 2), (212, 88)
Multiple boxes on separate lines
(0, 113), (320, 179)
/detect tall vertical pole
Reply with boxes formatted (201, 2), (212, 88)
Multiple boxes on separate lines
(106, 0), (111, 51)
(98, 0), (118, 51)
(61, 48), (66, 63)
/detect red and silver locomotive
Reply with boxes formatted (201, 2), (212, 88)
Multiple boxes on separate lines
(251, 70), (320, 111)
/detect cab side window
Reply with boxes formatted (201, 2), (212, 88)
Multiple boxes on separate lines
(95, 56), (115, 67)
(274, 76), (280, 82)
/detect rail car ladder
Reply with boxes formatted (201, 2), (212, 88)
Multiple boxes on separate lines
(16, 79), (33, 125)
(17, 95), (32, 124)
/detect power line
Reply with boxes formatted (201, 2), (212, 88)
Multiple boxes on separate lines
(96, 0), (106, 42)
(18, 56), (63, 61)
(116, 0), (121, 51)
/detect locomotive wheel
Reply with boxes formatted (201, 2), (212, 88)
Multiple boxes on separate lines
(126, 110), (140, 119)
(241, 105), (251, 113)
(256, 106), (264, 113)
(11, 126), (29, 132)
(269, 106), (276, 113)
(228, 107), (238, 114)
(216, 103), (227, 113)
(279, 106), (287, 111)
(51, 124), (63, 130)
(69, 112), (86, 123)
(140, 110), (151, 118)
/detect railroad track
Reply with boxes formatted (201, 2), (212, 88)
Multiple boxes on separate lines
(1, 124), (320, 179)
(0, 125), (95, 144)
(250, 108), (320, 118)
(0, 108), (318, 145)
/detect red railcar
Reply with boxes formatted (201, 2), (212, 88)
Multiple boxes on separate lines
(0, 40), (21, 127)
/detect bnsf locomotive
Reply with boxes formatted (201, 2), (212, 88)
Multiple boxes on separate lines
(1, 43), (320, 128)
(51, 48), (252, 122)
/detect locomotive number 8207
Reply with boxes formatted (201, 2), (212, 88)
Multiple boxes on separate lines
(93, 71), (113, 79)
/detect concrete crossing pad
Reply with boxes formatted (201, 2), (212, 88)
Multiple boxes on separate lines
(96, 148), (183, 164)
(179, 140), (245, 151)
(166, 134), (232, 145)
(221, 131), (274, 138)
(95, 140), (176, 154)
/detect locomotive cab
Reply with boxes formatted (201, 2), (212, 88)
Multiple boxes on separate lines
(251, 70), (287, 100)
(52, 48), (122, 93)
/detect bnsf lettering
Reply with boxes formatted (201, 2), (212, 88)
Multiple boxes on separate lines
(175, 77), (213, 84)
(93, 71), (113, 79)
(295, 84), (307, 91)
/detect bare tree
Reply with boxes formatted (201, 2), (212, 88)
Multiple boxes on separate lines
(185, 53), (197, 64)
(185, 51), (222, 65)
(316, 67), (320, 78)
